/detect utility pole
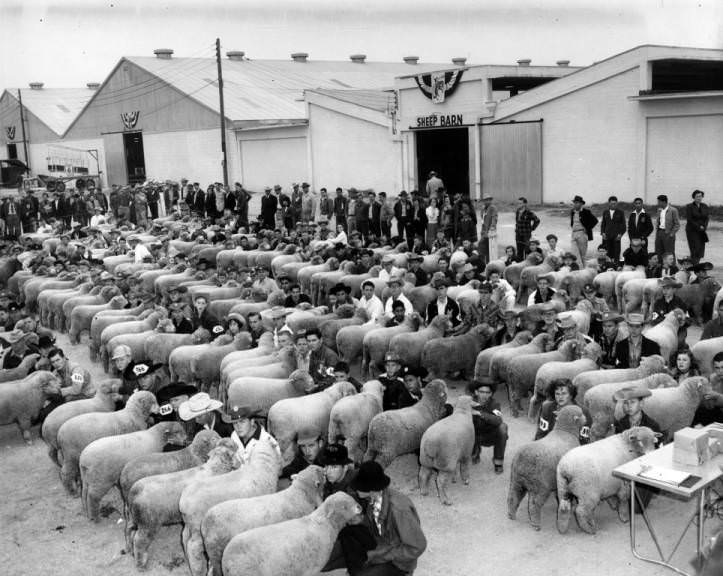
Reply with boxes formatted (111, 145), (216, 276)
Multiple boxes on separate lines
(216, 38), (229, 187)
(17, 89), (30, 171)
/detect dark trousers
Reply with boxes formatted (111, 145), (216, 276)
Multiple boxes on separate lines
(479, 237), (490, 265)
(370, 219), (381, 237)
(686, 229), (706, 264)
(654, 231), (676, 259)
(692, 405), (723, 426)
(4, 215), (20, 239)
(472, 422), (508, 463)
(381, 221), (391, 239)
(148, 202), (159, 219)
(322, 524), (377, 575)
(335, 214), (348, 234)
(396, 219), (408, 240)
(516, 237), (529, 259)
(357, 220), (370, 241)
(604, 237), (621, 263)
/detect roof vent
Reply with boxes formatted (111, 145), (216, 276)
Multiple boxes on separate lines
(226, 51), (245, 61)
(153, 48), (174, 59)
(403, 56), (419, 65)
(556, 59), (570, 67)
(452, 57), (467, 66)
(29, 82), (44, 90)
(517, 58), (531, 67)
(86, 82), (100, 90)
(291, 52), (309, 62)
(350, 54), (366, 63)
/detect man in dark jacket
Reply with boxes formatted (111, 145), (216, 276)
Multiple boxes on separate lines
(379, 352), (407, 411)
(627, 197), (654, 248)
(622, 237), (649, 268)
(468, 378), (507, 474)
(425, 278), (460, 326)
(279, 427), (325, 481)
(613, 314), (661, 368)
(393, 191), (412, 240)
(260, 186), (278, 230)
(685, 189), (709, 264)
(306, 329), (339, 392)
(19, 190), (39, 233)
(333, 187), (348, 233)
(570, 195), (598, 263)
(600, 195), (626, 263)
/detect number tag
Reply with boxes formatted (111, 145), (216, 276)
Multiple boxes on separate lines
(159, 404), (173, 416)
(71, 372), (84, 384)
(580, 426), (590, 439)
(133, 364), (148, 376)
(213, 325), (224, 334)
(539, 417), (549, 432)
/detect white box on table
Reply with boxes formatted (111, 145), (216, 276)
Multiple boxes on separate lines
(673, 427), (710, 466)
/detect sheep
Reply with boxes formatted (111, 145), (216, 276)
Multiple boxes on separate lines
(572, 354), (667, 401)
(68, 293), (128, 344)
(268, 381), (357, 465)
(328, 379), (384, 464)
(422, 324), (494, 380)
(592, 270), (619, 308)
(644, 308), (686, 362)
(221, 349), (297, 393)
(419, 395), (476, 505)
(528, 341), (602, 420)
(559, 268), (597, 302)
(42, 379), (121, 465)
(583, 373), (677, 440)
(336, 322), (379, 363)
(189, 333), (253, 392)
(692, 335), (723, 378)
(128, 438), (241, 569)
(507, 339), (579, 418)
(504, 252), (543, 291)
(556, 426), (660, 534)
(677, 278), (722, 324)
(613, 267), (646, 311)
(226, 369), (314, 417)
(556, 299), (593, 335)
(489, 333), (550, 385)
(319, 307), (369, 352)
(0, 352), (41, 383)
(56, 390), (158, 496)
(99, 311), (165, 372)
(221, 491), (363, 576)
(365, 378), (448, 469)
(0, 370), (61, 444)
(78, 421), (187, 521)
(621, 278), (658, 315)
(615, 376), (711, 437)
(88, 302), (147, 361)
(61, 285), (119, 333)
(362, 315), (419, 378)
(202, 464), (326, 576)
(389, 314), (451, 369)
(507, 405), (586, 530)
(518, 254), (562, 303)
(179, 436), (282, 576)
(473, 331), (533, 381)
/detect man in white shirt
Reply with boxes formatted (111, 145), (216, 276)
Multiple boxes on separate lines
(128, 235), (151, 263)
(378, 255), (402, 282)
(358, 280), (384, 325)
(222, 404), (280, 464)
(383, 276), (414, 319)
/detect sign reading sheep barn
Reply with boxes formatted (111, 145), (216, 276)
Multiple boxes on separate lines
(416, 114), (464, 128)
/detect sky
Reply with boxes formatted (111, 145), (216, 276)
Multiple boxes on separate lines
(1, 0), (722, 90)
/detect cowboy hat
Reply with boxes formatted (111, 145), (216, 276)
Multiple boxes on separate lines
(178, 392), (223, 421)
(220, 404), (257, 423)
(319, 444), (353, 466)
(613, 386), (651, 402)
(658, 277), (682, 289)
(350, 461), (391, 492)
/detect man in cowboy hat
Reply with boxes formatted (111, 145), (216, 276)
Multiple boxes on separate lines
(456, 281), (499, 336)
(407, 253), (428, 286)
(598, 311), (624, 369)
(378, 253), (401, 283)
(527, 273), (557, 306)
(250, 266), (278, 300)
(479, 193), (498, 266)
(622, 236), (649, 268)
(280, 426), (325, 483)
(383, 276), (413, 319)
(178, 391), (225, 435)
(570, 195), (598, 263)
(650, 276), (688, 326)
(555, 315), (591, 357)
(613, 385), (664, 437)
(396, 365), (427, 408)
(613, 314), (661, 368)
(1, 329), (35, 370)
(268, 305), (291, 348)
(223, 404), (280, 463)
(467, 377), (508, 474)
(425, 170), (444, 198)
(493, 309), (520, 346)
(561, 251), (580, 271)
(393, 190), (413, 241)
(600, 195), (626, 264)
(320, 443), (356, 498)
(425, 277), (460, 327)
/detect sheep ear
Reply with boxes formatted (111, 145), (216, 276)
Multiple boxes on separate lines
(290, 473), (298, 482)
(654, 432), (663, 439)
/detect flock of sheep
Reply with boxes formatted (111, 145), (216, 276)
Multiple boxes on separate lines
(1, 230), (723, 575)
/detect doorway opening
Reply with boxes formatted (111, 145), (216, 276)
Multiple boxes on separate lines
(123, 132), (146, 185)
(7, 143), (17, 160)
(415, 127), (469, 197)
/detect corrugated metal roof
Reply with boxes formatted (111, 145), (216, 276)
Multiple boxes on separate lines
(126, 56), (445, 122)
(4, 88), (95, 135)
(307, 89), (394, 113)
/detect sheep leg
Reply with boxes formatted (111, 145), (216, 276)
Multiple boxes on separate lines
(17, 417), (32, 445)
(60, 462), (80, 496)
(133, 526), (155, 570)
(373, 451), (394, 470)
(437, 470), (454, 506)
(418, 466), (433, 496)
(47, 446), (60, 467)
(459, 458), (471, 485)
(527, 392), (541, 421)
(615, 486), (630, 523)
(529, 490), (550, 531)
(557, 498), (573, 534)
(184, 530), (208, 576)
(507, 481), (526, 520)
(574, 498), (598, 534)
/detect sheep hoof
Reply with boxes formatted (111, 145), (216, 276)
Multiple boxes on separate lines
(557, 500), (572, 534)
(533, 524), (541, 532)
(441, 499), (452, 506)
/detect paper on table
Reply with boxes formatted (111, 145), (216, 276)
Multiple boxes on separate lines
(638, 465), (690, 486)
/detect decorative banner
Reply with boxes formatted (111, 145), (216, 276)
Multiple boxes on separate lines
(5, 126), (16, 140)
(415, 70), (464, 104)
(121, 110), (140, 130)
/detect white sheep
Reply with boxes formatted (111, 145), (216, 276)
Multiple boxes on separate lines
(644, 308), (686, 363)
(0, 370), (61, 444)
(556, 426), (660, 534)
(328, 379), (384, 464)
(489, 333), (550, 384)
(221, 492), (363, 576)
(226, 369), (314, 417)
(268, 381), (357, 465)
(508, 405), (586, 530)
(388, 314), (451, 369)
(692, 336), (723, 377)
(614, 266), (646, 310)
(365, 378), (448, 469)
(202, 464), (326, 576)
(56, 390), (158, 496)
(419, 395), (475, 505)
(573, 354), (667, 402)
(473, 331), (533, 381)
(583, 373), (676, 440)
(179, 436), (282, 576)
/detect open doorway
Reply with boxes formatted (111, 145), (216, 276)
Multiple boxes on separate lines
(123, 132), (146, 185)
(7, 143), (17, 160)
(415, 127), (469, 196)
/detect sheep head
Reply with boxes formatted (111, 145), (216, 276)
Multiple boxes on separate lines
(422, 378), (448, 409)
(327, 258), (340, 271)
(681, 375), (712, 401)
(206, 438), (242, 472)
(354, 307), (370, 322)
(575, 299), (594, 315)
(97, 379), (121, 396)
(192, 327), (212, 344)
(429, 313), (452, 333)
(161, 421), (188, 446)
(190, 429), (222, 462)
(289, 370), (314, 393)
(111, 295), (129, 308)
(328, 381), (357, 399)
(156, 318), (176, 333)
(128, 390), (160, 417)
(558, 339), (580, 359)
(361, 380), (384, 404)
(623, 426), (661, 455)
(513, 331), (534, 345)
(323, 492), (364, 530)
(453, 395), (475, 415)
(545, 254), (562, 270)
(335, 304), (356, 319)
(639, 354), (666, 376)
(527, 252), (544, 265)
(581, 341), (602, 362)
(553, 405), (586, 436)
(40, 374), (62, 397)
(290, 464), (326, 507)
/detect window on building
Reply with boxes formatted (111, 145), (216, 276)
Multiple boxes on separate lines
(647, 59), (723, 94)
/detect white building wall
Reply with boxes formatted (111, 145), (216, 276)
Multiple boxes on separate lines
(501, 68), (642, 204)
(309, 104), (399, 193)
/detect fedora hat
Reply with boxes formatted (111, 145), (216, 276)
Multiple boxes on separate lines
(178, 392), (223, 421)
(600, 311), (623, 324)
(350, 461), (391, 492)
(539, 301), (557, 314)
(269, 305), (290, 320)
(1, 329), (28, 345)
(658, 277), (682, 289)
(220, 404), (257, 423)
(386, 275), (404, 287)
(557, 316), (577, 330)
(572, 195), (585, 205)
(613, 386), (651, 402)
(498, 309), (519, 321)
(626, 313), (645, 325)
(156, 383), (198, 404)
(319, 444), (353, 466)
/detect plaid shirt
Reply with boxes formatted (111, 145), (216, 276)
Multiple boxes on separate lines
(515, 208), (540, 239)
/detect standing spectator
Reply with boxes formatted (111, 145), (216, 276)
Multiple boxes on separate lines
(117, 186), (132, 225)
(654, 194), (680, 259)
(600, 195), (626, 264)
(379, 192), (393, 239)
(260, 186), (278, 230)
(192, 185), (207, 218)
(72, 189), (89, 227)
(425, 197), (439, 242)
(409, 197), (427, 246)
(627, 197), (653, 248)
(569, 195), (598, 263)
(394, 191), (412, 240)
(425, 170), (444, 199)
(134, 188), (149, 229)
(685, 189), (709, 265)
(479, 194), (498, 265)
(235, 183), (251, 227)
(318, 187), (333, 222)
(354, 193), (371, 241)
(514, 197), (540, 259)
(440, 195), (454, 239)
(300, 182), (316, 224)
(290, 183), (303, 225)
(0, 197), (19, 239)
(108, 186), (120, 222)
(333, 187), (348, 233)
(146, 185), (160, 219)
(19, 189), (39, 233)
(369, 191), (382, 238)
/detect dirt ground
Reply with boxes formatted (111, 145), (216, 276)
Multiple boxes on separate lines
(1, 208), (721, 576)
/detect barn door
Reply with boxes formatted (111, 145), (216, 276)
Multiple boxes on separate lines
(480, 121), (542, 203)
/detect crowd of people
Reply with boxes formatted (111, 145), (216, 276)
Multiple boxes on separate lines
(2, 173), (722, 575)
